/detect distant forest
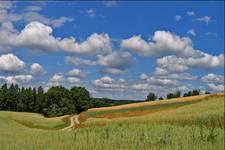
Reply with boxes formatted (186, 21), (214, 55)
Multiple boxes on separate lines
(0, 84), (138, 117)
(0, 84), (208, 117)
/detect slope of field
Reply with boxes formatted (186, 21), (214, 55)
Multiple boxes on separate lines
(82, 94), (224, 128)
(0, 93), (224, 150)
(0, 111), (70, 129)
(80, 93), (223, 120)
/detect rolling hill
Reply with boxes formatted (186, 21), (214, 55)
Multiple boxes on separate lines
(0, 93), (224, 150)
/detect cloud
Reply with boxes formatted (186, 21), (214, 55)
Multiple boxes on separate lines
(0, 3), (73, 28)
(156, 55), (188, 72)
(186, 53), (224, 68)
(103, 1), (118, 7)
(207, 83), (224, 92)
(65, 56), (98, 66)
(201, 73), (224, 84)
(50, 74), (64, 83)
(0, 1), (12, 10)
(0, 74), (32, 84)
(121, 35), (157, 56)
(138, 73), (182, 87)
(65, 51), (134, 75)
(30, 63), (46, 75)
(121, 30), (196, 57)
(93, 76), (126, 91)
(97, 51), (134, 70)
(140, 73), (148, 80)
(132, 83), (149, 91)
(97, 51), (134, 75)
(154, 67), (168, 75)
(147, 77), (180, 87)
(205, 32), (217, 37)
(81, 9), (96, 18)
(187, 11), (195, 16)
(0, 22), (18, 53)
(121, 30), (224, 65)
(0, 21), (112, 55)
(194, 16), (212, 24)
(155, 54), (224, 74)
(99, 68), (126, 75)
(131, 80), (188, 92)
(132, 72), (197, 95)
(24, 6), (42, 12)
(187, 29), (196, 36)
(175, 15), (182, 22)
(67, 77), (81, 84)
(159, 73), (198, 81)
(0, 53), (25, 72)
(50, 17), (74, 28)
(67, 68), (86, 77)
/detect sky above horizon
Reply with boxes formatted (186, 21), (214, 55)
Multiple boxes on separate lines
(0, 1), (224, 100)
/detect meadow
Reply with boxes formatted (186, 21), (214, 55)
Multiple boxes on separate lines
(0, 94), (224, 150)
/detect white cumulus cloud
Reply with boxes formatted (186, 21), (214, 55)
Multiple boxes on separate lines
(187, 29), (196, 36)
(121, 30), (195, 57)
(67, 68), (86, 77)
(30, 63), (46, 75)
(187, 11), (195, 16)
(67, 77), (81, 84)
(0, 74), (32, 84)
(194, 16), (212, 24)
(175, 15), (182, 22)
(207, 83), (224, 92)
(0, 53), (25, 72)
(201, 73), (224, 84)
(0, 21), (112, 55)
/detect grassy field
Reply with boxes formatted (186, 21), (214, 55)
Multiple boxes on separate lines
(0, 93), (224, 150)
(0, 111), (70, 129)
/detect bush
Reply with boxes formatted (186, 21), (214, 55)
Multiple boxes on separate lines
(167, 91), (181, 99)
(146, 92), (157, 101)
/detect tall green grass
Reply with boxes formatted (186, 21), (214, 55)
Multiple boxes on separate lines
(0, 95), (224, 150)
(83, 96), (224, 128)
(0, 111), (69, 129)
(0, 123), (223, 150)
(86, 100), (201, 118)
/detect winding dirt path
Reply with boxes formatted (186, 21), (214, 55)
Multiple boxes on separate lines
(62, 115), (80, 131)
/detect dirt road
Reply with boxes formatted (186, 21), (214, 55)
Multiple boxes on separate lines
(62, 115), (80, 131)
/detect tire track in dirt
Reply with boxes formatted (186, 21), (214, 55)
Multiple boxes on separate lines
(62, 115), (80, 131)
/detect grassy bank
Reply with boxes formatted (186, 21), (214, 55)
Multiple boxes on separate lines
(0, 94), (224, 150)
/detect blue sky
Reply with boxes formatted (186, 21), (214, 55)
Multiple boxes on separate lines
(0, 1), (224, 100)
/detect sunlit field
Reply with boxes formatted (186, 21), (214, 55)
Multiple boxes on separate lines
(0, 94), (224, 150)
(0, 1), (224, 150)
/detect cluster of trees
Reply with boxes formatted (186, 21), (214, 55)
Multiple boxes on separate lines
(166, 91), (181, 99)
(146, 89), (210, 101)
(0, 84), (92, 117)
(183, 90), (201, 97)
(0, 83), (213, 116)
(0, 84), (139, 117)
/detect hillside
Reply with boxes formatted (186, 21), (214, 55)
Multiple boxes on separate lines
(0, 93), (224, 150)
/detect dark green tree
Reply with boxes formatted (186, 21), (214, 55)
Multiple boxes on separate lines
(146, 92), (157, 101)
(205, 91), (211, 94)
(0, 84), (8, 110)
(158, 97), (164, 100)
(44, 86), (74, 117)
(70, 86), (91, 113)
(167, 91), (181, 99)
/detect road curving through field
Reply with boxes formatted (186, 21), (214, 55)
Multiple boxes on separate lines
(62, 115), (80, 131)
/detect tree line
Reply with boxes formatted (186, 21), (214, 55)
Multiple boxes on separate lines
(0, 84), (139, 117)
(146, 90), (210, 101)
(0, 84), (98, 117)
(0, 83), (212, 117)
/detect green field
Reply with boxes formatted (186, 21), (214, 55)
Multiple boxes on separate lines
(0, 94), (224, 150)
